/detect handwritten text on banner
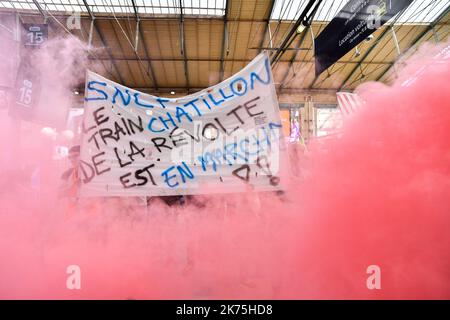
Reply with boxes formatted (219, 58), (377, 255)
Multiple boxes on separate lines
(79, 53), (286, 197)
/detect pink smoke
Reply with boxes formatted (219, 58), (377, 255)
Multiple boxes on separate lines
(0, 35), (449, 299)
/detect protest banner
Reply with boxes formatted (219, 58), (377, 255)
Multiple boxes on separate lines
(79, 52), (286, 197)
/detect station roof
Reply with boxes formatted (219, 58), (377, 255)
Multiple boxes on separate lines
(1, 0), (449, 95)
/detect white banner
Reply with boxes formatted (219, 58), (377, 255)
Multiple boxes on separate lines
(79, 53), (286, 197)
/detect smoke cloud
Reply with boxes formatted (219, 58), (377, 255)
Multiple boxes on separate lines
(0, 34), (449, 299)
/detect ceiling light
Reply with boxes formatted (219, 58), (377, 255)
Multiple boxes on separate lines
(296, 21), (307, 34)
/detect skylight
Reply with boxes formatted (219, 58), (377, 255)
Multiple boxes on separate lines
(0, 0), (227, 16)
(269, 0), (449, 24)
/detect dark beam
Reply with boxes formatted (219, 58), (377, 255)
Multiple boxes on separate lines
(76, 86), (342, 96)
(306, 0), (340, 90)
(258, 0), (276, 52)
(130, 0), (139, 18)
(0, 10), (269, 22)
(219, 0), (230, 82)
(338, 29), (393, 89)
(279, 26), (310, 88)
(107, 19), (137, 84)
(130, 0), (158, 90)
(179, 0), (190, 90)
(280, 0), (324, 88)
(31, 0), (46, 19)
(86, 56), (393, 65)
(11, 8), (450, 25)
(252, 47), (310, 51)
(270, 0), (320, 65)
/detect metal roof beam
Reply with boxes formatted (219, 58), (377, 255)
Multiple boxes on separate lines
(86, 56), (393, 65)
(258, 0), (276, 52)
(279, 25), (310, 88)
(180, 0), (190, 90)
(130, 0), (158, 90)
(337, 5), (412, 90)
(0, 11), (269, 22)
(82, 0), (124, 84)
(219, 0), (230, 82)
(122, 86), (344, 96)
(31, 0), (47, 20)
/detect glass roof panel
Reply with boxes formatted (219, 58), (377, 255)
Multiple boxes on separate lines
(0, 0), (226, 16)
